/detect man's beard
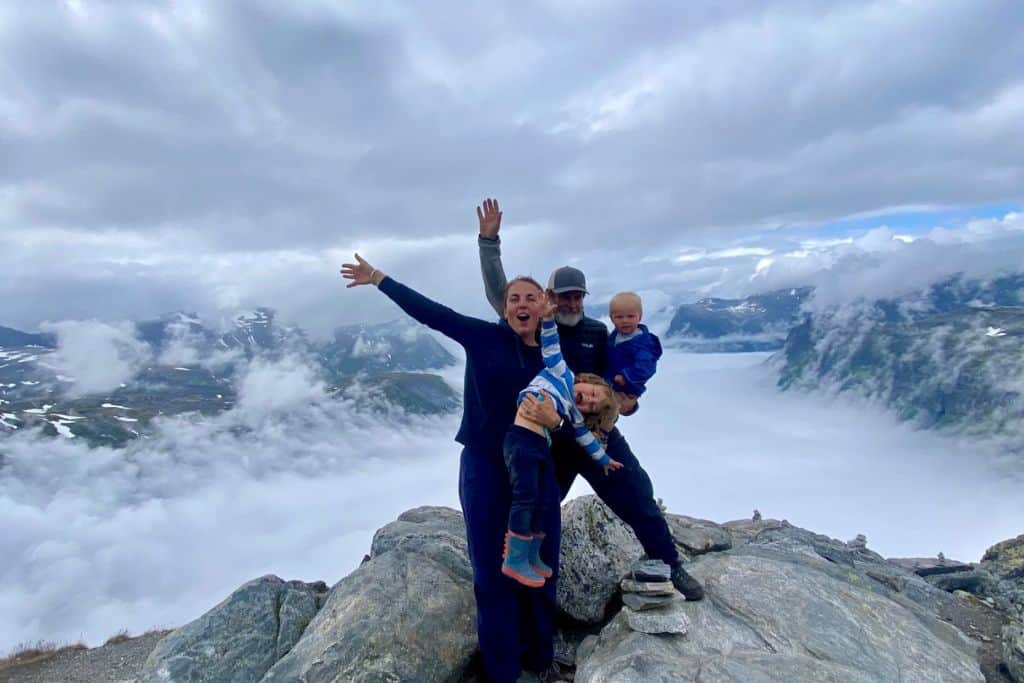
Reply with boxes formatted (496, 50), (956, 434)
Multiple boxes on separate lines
(554, 310), (584, 327)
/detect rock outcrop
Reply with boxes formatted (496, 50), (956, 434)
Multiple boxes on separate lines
(556, 495), (643, 623)
(575, 532), (983, 682)
(139, 497), (1020, 682)
(1005, 621), (1024, 682)
(983, 533), (1024, 621)
(138, 576), (325, 683)
(261, 506), (476, 682)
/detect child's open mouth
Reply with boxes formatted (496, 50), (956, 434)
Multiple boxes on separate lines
(516, 313), (531, 322)
(575, 391), (583, 404)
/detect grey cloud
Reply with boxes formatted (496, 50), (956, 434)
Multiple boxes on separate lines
(38, 319), (152, 395)
(1, 0), (1022, 325)
(0, 257), (215, 332)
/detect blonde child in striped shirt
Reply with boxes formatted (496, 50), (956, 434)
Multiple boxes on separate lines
(500, 298), (621, 588)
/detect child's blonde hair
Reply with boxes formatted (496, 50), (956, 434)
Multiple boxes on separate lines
(609, 291), (643, 316)
(574, 372), (619, 436)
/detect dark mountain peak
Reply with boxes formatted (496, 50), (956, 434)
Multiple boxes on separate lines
(0, 325), (56, 348)
(667, 287), (813, 352)
(136, 312), (214, 351)
(325, 318), (455, 373)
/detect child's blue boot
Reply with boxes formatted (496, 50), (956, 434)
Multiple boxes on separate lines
(529, 532), (553, 578)
(502, 531), (545, 588)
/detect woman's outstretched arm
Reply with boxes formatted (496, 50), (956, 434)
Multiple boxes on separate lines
(341, 253), (491, 347)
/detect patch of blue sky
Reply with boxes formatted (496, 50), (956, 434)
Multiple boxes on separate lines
(811, 201), (1022, 239)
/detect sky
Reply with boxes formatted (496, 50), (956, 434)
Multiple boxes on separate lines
(2, 349), (1020, 654)
(1, 0), (1023, 335)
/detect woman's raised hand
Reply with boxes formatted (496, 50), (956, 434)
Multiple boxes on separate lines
(340, 253), (382, 288)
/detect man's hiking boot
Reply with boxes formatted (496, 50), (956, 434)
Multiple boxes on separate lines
(503, 531), (545, 588)
(671, 564), (705, 601)
(528, 532), (553, 578)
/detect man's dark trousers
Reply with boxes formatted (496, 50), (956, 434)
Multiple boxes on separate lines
(459, 445), (561, 683)
(552, 427), (679, 566)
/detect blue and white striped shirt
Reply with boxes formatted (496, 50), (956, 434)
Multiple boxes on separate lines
(518, 319), (610, 466)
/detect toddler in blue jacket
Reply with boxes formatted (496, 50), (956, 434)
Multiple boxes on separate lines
(502, 299), (622, 588)
(606, 292), (663, 414)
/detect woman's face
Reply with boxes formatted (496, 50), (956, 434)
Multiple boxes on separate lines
(505, 280), (544, 340)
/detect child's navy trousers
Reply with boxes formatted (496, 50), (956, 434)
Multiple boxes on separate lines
(502, 425), (552, 535)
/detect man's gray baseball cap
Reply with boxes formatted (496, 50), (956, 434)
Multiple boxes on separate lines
(548, 265), (588, 294)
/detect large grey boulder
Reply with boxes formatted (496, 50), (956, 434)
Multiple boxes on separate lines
(984, 534), (1024, 580)
(740, 524), (967, 618)
(575, 611), (883, 682)
(720, 516), (789, 545)
(558, 496), (643, 623)
(1005, 622), (1024, 683)
(886, 555), (1001, 597)
(981, 534), (1024, 620)
(664, 513), (732, 557)
(138, 575), (325, 683)
(888, 556), (974, 576)
(575, 526), (985, 682)
(926, 568), (996, 594)
(260, 506), (476, 682)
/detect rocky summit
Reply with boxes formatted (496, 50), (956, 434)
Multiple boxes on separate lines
(133, 497), (1021, 682)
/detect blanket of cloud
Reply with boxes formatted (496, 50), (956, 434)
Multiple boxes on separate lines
(35, 319), (156, 396)
(773, 276), (1024, 444)
(746, 212), (1024, 310)
(2, 349), (1021, 654)
(1, 1), (1022, 333)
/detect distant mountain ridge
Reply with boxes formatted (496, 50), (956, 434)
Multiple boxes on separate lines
(322, 319), (458, 377)
(665, 287), (812, 352)
(0, 325), (55, 348)
(775, 273), (1024, 446)
(660, 272), (1024, 447)
(0, 310), (457, 447)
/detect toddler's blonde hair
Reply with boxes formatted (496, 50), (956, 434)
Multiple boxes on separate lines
(609, 291), (643, 317)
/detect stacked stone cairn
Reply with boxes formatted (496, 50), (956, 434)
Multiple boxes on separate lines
(618, 559), (690, 635)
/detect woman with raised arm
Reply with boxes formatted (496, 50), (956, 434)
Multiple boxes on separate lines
(340, 231), (564, 682)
